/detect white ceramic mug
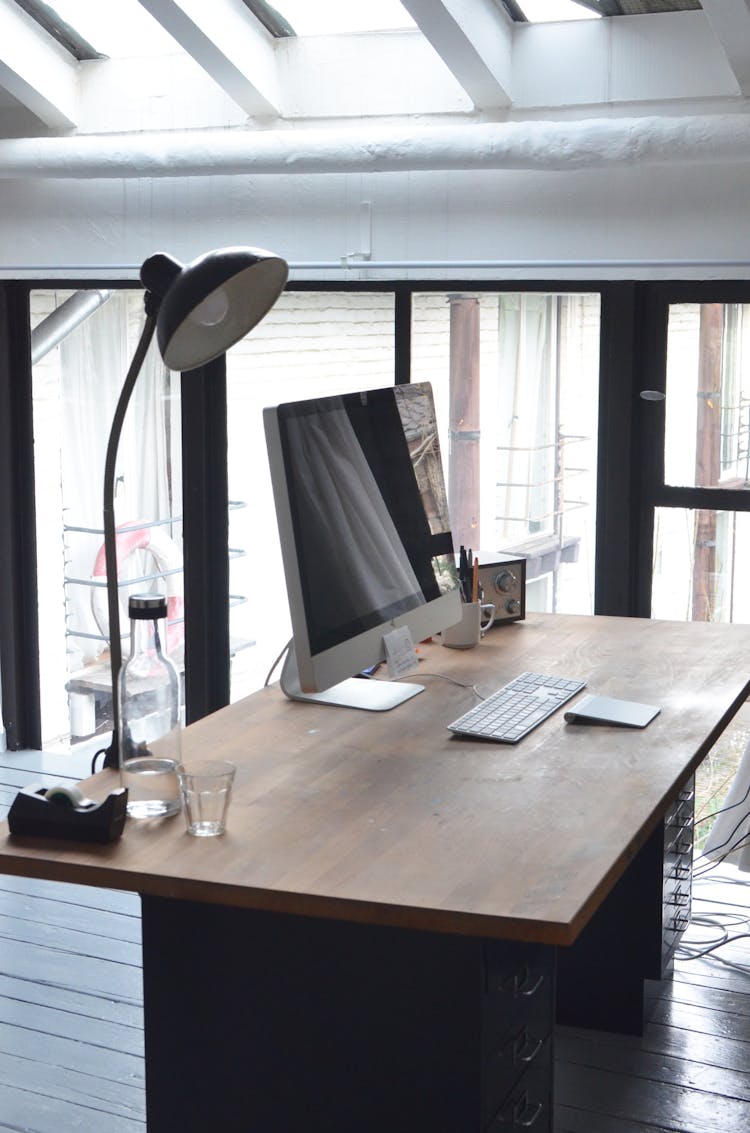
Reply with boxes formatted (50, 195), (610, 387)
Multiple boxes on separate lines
(441, 601), (496, 649)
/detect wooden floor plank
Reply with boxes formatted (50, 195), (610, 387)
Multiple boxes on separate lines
(557, 1026), (750, 1101)
(0, 1011), (144, 1081)
(0, 1078), (144, 1133)
(555, 1061), (750, 1133)
(0, 1047), (144, 1116)
(0, 908), (141, 963)
(0, 970), (142, 1029)
(0, 873), (140, 916)
(554, 1106), (681, 1133)
(0, 936), (142, 1002)
(0, 989), (143, 1056)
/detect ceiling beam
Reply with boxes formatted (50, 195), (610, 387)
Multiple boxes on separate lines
(137, 0), (281, 117)
(0, 0), (77, 128)
(702, 0), (750, 95)
(401, 0), (512, 110)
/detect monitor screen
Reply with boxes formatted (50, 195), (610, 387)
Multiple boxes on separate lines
(264, 382), (461, 710)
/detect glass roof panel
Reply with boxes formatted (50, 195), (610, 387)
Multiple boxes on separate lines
(272, 0), (416, 36)
(35, 0), (182, 56)
(516, 0), (601, 20)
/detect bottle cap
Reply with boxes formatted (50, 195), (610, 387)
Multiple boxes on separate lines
(128, 594), (168, 619)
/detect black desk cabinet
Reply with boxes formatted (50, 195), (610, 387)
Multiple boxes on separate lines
(141, 896), (554, 1133)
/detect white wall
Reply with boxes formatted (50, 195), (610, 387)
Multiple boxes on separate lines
(2, 154), (750, 282)
(0, 8), (748, 282)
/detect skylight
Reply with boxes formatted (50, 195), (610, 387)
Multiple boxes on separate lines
(516, 0), (601, 21)
(25, 0), (181, 57)
(272, 0), (416, 36)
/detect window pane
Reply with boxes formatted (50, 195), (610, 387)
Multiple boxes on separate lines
(31, 289), (183, 752)
(665, 303), (750, 490)
(652, 507), (750, 622)
(226, 291), (396, 702)
(412, 292), (600, 614)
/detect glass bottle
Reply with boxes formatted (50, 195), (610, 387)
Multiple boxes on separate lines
(118, 594), (182, 819)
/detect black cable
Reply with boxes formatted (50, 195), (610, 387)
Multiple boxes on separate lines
(696, 773), (750, 826)
(91, 745), (109, 774)
(694, 808), (750, 876)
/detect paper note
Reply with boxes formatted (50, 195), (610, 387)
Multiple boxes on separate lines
(383, 625), (420, 679)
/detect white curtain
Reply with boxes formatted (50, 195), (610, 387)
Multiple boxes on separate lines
(60, 292), (181, 663)
(496, 294), (555, 543)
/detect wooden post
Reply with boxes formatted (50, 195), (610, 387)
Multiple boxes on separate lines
(448, 296), (480, 552)
(692, 304), (723, 621)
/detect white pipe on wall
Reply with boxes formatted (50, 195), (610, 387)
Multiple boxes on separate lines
(0, 114), (749, 178)
(30, 289), (113, 363)
(5, 259), (750, 279)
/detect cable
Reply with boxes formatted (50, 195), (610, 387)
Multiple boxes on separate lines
(396, 670), (480, 694)
(91, 746), (108, 774)
(264, 639), (292, 687)
(695, 775), (750, 826)
(693, 809), (750, 876)
(677, 931), (750, 961)
(397, 670), (484, 702)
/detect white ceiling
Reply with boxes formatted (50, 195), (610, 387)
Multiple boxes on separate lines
(0, 0), (748, 161)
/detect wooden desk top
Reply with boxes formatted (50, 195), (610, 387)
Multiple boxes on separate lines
(2, 613), (749, 946)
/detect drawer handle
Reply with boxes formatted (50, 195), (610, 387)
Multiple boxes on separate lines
(511, 967), (545, 998)
(666, 829), (693, 854)
(508, 1093), (544, 1129)
(516, 1034), (544, 1065)
(506, 1028), (544, 1065)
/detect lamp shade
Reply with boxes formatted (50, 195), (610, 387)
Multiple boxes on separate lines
(140, 246), (288, 372)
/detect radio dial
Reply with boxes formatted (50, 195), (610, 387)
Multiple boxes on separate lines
(495, 570), (516, 594)
(505, 598), (521, 615)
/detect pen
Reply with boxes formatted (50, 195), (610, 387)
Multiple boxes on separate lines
(459, 545), (469, 602)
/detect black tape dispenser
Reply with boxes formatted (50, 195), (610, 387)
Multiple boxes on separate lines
(8, 782), (128, 843)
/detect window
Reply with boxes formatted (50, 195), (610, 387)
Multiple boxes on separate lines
(27, 281), (603, 742)
(226, 289), (396, 702)
(412, 290), (600, 613)
(31, 288), (182, 751)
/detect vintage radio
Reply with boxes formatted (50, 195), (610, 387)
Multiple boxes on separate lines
(474, 553), (526, 625)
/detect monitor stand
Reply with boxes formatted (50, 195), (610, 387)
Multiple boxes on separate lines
(280, 647), (424, 711)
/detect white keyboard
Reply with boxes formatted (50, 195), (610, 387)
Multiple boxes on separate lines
(447, 671), (586, 744)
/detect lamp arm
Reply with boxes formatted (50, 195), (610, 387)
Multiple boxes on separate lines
(101, 313), (158, 769)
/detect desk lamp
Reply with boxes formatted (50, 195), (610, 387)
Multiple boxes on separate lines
(99, 247), (289, 769)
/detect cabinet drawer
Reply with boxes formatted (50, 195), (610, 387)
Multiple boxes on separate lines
(486, 1045), (552, 1133)
(484, 1028), (552, 1124)
(485, 942), (554, 1031)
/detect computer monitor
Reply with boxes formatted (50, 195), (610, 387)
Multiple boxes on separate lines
(263, 381), (462, 710)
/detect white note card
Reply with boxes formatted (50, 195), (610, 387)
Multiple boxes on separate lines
(383, 626), (420, 679)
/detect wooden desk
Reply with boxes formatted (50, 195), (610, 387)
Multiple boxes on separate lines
(2, 613), (749, 1132)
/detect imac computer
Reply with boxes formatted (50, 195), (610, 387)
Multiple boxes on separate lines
(263, 381), (462, 711)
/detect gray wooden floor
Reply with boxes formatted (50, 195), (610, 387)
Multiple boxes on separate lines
(0, 749), (144, 1133)
(556, 868), (750, 1132)
(1, 753), (749, 1132)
